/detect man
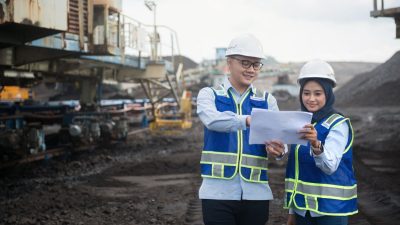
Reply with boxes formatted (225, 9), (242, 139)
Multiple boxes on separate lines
(197, 34), (285, 225)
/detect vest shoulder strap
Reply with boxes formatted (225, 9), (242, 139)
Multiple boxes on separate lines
(321, 113), (345, 129)
(210, 86), (229, 97)
(250, 87), (269, 101)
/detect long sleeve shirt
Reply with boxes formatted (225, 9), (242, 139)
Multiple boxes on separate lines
(290, 121), (350, 217)
(197, 76), (281, 200)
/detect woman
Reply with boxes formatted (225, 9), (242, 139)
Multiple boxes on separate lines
(285, 60), (357, 225)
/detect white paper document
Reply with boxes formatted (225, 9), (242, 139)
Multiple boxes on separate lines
(249, 109), (313, 146)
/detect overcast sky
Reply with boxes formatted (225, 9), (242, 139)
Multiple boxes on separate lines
(123, 0), (400, 63)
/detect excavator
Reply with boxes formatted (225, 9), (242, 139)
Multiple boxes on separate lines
(149, 89), (192, 135)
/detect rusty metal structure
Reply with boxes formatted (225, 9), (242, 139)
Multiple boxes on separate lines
(371, 0), (400, 38)
(0, 0), (186, 160)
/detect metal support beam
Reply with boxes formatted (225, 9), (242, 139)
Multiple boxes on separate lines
(146, 78), (171, 90)
(140, 79), (155, 118)
(78, 0), (85, 50)
(14, 46), (78, 66)
(165, 74), (180, 108)
(79, 69), (100, 110)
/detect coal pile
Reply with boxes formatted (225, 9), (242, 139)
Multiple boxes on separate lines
(335, 51), (400, 107)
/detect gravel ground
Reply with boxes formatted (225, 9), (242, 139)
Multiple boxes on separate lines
(1, 107), (399, 225)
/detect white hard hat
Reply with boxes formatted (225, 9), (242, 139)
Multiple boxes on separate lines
(225, 34), (264, 59)
(298, 59), (337, 87)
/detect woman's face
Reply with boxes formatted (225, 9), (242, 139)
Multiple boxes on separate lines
(302, 80), (326, 112)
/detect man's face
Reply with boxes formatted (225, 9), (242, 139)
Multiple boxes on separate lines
(227, 55), (262, 89)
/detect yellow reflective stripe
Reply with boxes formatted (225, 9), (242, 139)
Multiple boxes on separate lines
(286, 144), (301, 208)
(305, 195), (318, 210)
(229, 89), (251, 182)
(293, 199), (358, 216)
(331, 117), (347, 129)
(297, 180), (357, 191)
(296, 183), (357, 199)
(344, 121), (354, 154)
(200, 152), (237, 165)
(229, 89), (248, 175)
(201, 174), (234, 180)
(286, 178), (356, 190)
(241, 155), (268, 168)
(286, 179), (357, 200)
(250, 168), (261, 181)
(329, 118), (354, 154)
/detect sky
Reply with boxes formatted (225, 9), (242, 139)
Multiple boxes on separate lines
(122, 0), (400, 63)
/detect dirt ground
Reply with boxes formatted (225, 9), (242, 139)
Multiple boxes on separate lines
(1, 105), (400, 225)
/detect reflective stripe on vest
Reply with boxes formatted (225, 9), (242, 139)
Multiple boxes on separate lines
(212, 164), (223, 177)
(241, 154), (268, 168)
(201, 152), (237, 165)
(285, 178), (357, 200)
(321, 114), (343, 129)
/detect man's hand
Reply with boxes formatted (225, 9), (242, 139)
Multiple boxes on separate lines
(265, 140), (285, 157)
(246, 116), (251, 127)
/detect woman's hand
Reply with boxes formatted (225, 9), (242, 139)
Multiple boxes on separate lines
(287, 214), (296, 225)
(298, 124), (319, 149)
(265, 140), (285, 157)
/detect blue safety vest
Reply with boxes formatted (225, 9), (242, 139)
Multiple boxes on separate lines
(285, 114), (358, 216)
(200, 86), (270, 183)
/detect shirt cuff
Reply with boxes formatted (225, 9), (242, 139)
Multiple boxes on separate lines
(311, 149), (326, 157)
(238, 115), (248, 130)
(310, 142), (324, 158)
(289, 208), (295, 214)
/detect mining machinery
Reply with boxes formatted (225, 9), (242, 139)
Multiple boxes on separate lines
(0, 0), (190, 161)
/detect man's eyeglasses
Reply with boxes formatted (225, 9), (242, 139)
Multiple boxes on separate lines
(230, 56), (263, 70)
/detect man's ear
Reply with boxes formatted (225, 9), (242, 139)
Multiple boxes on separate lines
(226, 57), (232, 66)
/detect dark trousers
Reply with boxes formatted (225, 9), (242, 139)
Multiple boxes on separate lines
(202, 199), (269, 225)
(295, 211), (348, 225)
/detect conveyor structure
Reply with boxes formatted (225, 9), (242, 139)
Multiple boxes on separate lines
(0, 0), (187, 159)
